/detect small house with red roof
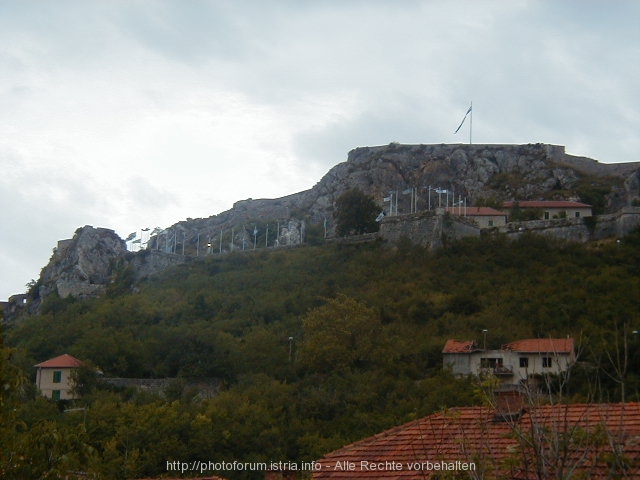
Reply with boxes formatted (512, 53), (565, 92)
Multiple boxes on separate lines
(34, 353), (83, 401)
(443, 338), (575, 386)
(444, 206), (508, 228)
(503, 200), (592, 220)
(312, 402), (640, 479)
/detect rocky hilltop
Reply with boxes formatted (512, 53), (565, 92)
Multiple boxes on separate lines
(151, 143), (639, 249)
(150, 144), (640, 250)
(7, 143), (640, 320)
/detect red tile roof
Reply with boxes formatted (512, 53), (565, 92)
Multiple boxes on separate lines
(137, 478), (227, 480)
(444, 206), (506, 216)
(443, 338), (575, 355)
(34, 353), (83, 368)
(313, 402), (640, 479)
(503, 338), (574, 354)
(502, 200), (591, 209)
(442, 339), (477, 353)
(138, 478), (227, 480)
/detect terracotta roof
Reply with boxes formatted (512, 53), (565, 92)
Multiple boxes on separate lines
(34, 353), (83, 368)
(442, 339), (476, 353)
(313, 402), (640, 479)
(502, 200), (591, 209)
(137, 478), (227, 480)
(444, 206), (506, 216)
(503, 338), (574, 354)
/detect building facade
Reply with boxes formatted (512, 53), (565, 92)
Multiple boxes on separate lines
(444, 206), (507, 228)
(443, 338), (575, 385)
(503, 200), (592, 220)
(34, 353), (83, 401)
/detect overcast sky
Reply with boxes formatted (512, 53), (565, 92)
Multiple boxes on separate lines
(1, 1), (639, 300)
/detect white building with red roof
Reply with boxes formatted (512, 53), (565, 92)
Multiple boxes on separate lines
(34, 353), (83, 401)
(503, 200), (592, 220)
(443, 338), (576, 386)
(444, 206), (507, 228)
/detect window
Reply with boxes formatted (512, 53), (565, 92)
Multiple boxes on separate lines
(480, 358), (503, 369)
(575, 211), (581, 218)
(53, 371), (62, 383)
(488, 220), (494, 227)
(519, 357), (529, 368)
(542, 357), (552, 368)
(52, 390), (61, 401)
(544, 211), (550, 220)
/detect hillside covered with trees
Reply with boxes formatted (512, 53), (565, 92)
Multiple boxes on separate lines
(2, 230), (640, 479)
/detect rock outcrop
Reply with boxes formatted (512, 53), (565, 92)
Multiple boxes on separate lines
(38, 226), (129, 300)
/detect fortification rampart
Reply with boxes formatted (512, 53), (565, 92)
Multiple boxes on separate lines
(379, 212), (444, 248)
(499, 207), (640, 242)
(376, 206), (640, 247)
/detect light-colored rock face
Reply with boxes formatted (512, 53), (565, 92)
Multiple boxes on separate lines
(338, 143), (573, 204)
(39, 226), (129, 301)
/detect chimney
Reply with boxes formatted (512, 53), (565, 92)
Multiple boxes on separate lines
(493, 386), (526, 422)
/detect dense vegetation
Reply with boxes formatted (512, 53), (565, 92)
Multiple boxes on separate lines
(2, 230), (640, 479)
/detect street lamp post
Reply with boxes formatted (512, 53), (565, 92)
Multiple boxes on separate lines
(288, 337), (294, 363)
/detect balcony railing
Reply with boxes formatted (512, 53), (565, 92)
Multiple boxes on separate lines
(480, 365), (514, 376)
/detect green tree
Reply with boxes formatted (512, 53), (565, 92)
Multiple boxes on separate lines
(1, 345), (97, 479)
(299, 295), (381, 373)
(0, 346), (27, 478)
(334, 188), (380, 236)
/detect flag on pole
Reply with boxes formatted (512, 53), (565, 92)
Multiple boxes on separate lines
(454, 104), (472, 134)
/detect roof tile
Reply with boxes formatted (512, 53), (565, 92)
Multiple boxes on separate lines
(503, 338), (574, 353)
(34, 353), (83, 368)
(442, 340), (476, 353)
(314, 403), (640, 479)
(502, 200), (591, 209)
(444, 207), (506, 216)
